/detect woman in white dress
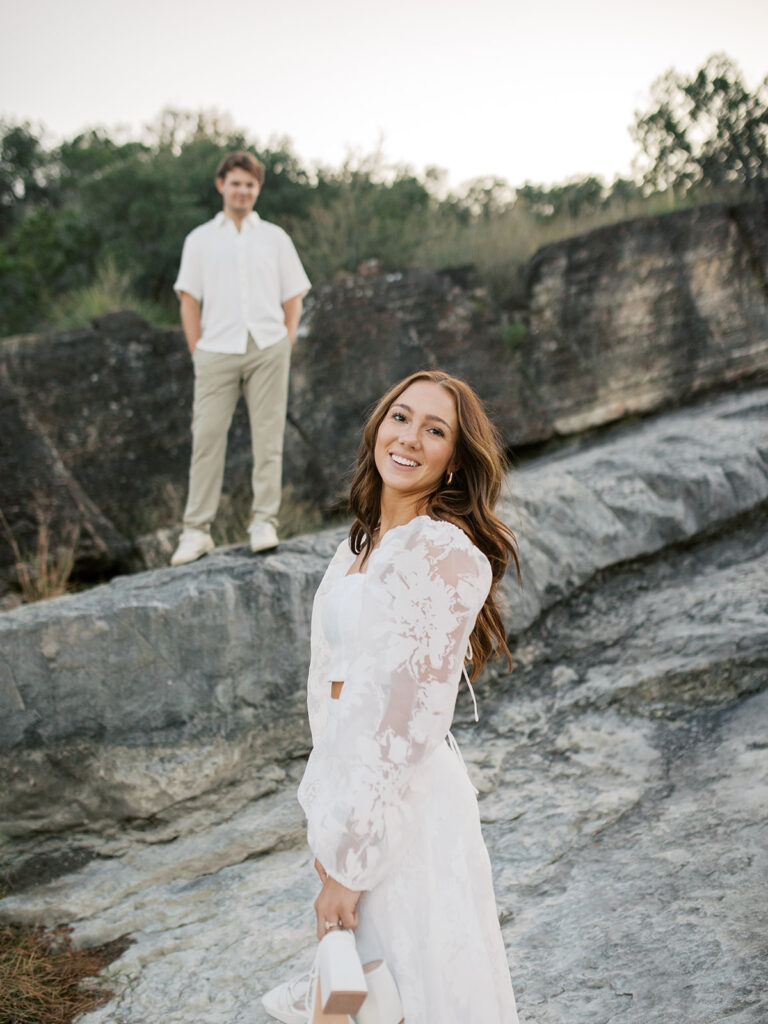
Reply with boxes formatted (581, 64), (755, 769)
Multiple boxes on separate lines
(293, 371), (521, 1023)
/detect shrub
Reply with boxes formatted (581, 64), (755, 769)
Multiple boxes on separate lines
(45, 259), (174, 331)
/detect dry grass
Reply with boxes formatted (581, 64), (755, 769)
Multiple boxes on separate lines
(0, 922), (130, 1024)
(211, 483), (253, 547)
(0, 508), (78, 604)
(122, 479), (186, 538)
(413, 190), (691, 307)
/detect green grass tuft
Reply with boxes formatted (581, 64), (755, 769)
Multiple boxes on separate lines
(45, 261), (175, 331)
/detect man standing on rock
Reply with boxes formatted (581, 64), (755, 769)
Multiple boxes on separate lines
(171, 151), (311, 566)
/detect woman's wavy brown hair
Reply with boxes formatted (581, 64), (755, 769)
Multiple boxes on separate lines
(348, 370), (520, 679)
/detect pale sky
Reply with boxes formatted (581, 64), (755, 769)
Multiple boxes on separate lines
(2, 0), (766, 189)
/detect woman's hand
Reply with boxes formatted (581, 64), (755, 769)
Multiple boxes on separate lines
(314, 875), (362, 940)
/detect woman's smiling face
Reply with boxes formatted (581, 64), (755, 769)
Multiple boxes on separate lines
(374, 380), (458, 500)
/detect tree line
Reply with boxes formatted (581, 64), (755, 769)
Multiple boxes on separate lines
(1, 54), (765, 338)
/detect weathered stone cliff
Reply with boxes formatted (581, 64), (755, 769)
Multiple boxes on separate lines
(1, 201), (767, 595)
(288, 201), (768, 506)
(0, 364), (132, 580)
(523, 200), (768, 433)
(1, 388), (766, 1024)
(0, 312), (192, 592)
(2, 203), (768, 1024)
(1, 386), (766, 848)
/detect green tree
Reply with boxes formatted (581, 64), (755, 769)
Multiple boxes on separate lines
(55, 129), (149, 203)
(632, 53), (768, 195)
(0, 109), (321, 333)
(457, 177), (514, 219)
(0, 246), (40, 334)
(290, 151), (433, 281)
(0, 122), (56, 234)
(77, 111), (317, 303)
(516, 176), (607, 220)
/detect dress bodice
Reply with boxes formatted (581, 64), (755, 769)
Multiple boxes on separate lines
(322, 572), (366, 681)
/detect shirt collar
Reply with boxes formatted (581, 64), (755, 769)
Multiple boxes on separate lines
(214, 211), (261, 230)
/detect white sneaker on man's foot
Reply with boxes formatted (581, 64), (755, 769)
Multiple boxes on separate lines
(249, 520), (279, 553)
(170, 528), (215, 566)
(261, 970), (311, 1023)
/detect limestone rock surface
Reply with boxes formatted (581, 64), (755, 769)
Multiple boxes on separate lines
(3, 203), (768, 1024)
(0, 528), (346, 848)
(1, 496), (765, 1024)
(523, 200), (768, 438)
(287, 202), (768, 506)
(0, 388), (766, 859)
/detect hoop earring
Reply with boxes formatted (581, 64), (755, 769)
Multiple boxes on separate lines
(446, 471), (454, 486)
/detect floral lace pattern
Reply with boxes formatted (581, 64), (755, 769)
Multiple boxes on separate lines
(297, 516), (519, 1023)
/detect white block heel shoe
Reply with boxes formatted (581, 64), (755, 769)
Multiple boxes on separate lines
(307, 930), (368, 1021)
(354, 960), (404, 1024)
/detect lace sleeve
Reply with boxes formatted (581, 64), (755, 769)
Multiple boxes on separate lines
(297, 517), (492, 891)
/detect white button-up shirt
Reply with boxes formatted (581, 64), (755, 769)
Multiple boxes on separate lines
(173, 211), (311, 354)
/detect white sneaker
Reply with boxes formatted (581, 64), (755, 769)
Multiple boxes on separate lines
(249, 520), (279, 553)
(170, 528), (215, 566)
(261, 971), (311, 1024)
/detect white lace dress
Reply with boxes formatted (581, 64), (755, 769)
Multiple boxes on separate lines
(297, 517), (519, 1024)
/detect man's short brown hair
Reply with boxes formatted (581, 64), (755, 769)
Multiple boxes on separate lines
(215, 151), (265, 186)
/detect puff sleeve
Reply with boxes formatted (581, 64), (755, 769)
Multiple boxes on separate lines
(297, 518), (492, 891)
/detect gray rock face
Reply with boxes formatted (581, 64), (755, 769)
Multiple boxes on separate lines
(1, 202), (767, 587)
(481, 514), (768, 1024)
(0, 365), (132, 598)
(283, 266), (520, 507)
(0, 312), (193, 542)
(0, 528), (346, 846)
(498, 385), (768, 635)
(1, 466), (765, 1024)
(0, 311), (193, 597)
(287, 203), (768, 506)
(523, 200), (768, 438)
(3, 207), (767, 1024)
(0, 387), (766, 857)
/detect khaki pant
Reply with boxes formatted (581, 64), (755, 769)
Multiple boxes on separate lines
(183, 335), (291, 532)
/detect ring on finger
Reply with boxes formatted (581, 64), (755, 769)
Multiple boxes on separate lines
(324, 919), (342, 931)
